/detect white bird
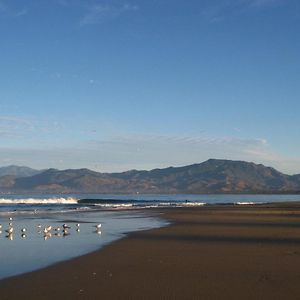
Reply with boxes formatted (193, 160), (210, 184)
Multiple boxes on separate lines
(9, 217), (13, 221)
(21, 228), (26, 233)
(8, 222), (13, 227)
(95, 224), (102, 229)
(6, 227), (14, 234)
(54, 227), (61, 232)
(21, 234), (26, 239)
(37, 224), (42, 229)
(45, 226), (52, 232)
(76, 223), (80, 227)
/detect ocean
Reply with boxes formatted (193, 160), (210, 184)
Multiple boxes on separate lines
(1, 193), (300, 280)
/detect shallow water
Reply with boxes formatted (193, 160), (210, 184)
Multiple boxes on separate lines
(0, 209), (167, 280)
(1, 193), (300, 280)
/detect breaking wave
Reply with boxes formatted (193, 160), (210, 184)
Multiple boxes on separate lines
(0, 197), (78, 204)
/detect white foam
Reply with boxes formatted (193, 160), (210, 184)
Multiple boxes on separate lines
(180, 202), (206, 206)
(94, 203), (134, 209)
(0, 197), (78, 204)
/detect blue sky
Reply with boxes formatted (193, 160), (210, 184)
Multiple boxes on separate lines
(0, 0), (300, 173)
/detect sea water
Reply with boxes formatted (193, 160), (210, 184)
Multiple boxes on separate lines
(1, 193), (300, 280)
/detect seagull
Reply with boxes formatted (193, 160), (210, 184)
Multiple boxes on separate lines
(9, 217), (13, 221)
(76, 223), (80, 227)
(8, 222), (13, 227)
(63, 224), (70, 229)
(21, 234), (26, 239)
(21, 228), (26, 233)
(6, 227), (14, 234)
(45, 226), (52, 232)
(95, 224), (102, 229)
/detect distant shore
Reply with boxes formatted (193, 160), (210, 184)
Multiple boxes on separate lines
(2, 204), (300, 299)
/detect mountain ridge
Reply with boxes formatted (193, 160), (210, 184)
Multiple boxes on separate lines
(0, 159), (300, 194)
(0, 165), (42, 178)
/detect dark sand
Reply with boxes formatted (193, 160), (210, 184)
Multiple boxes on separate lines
(2, 204), (300, 299)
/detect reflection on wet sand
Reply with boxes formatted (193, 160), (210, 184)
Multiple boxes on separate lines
(0, 219), (103, 242)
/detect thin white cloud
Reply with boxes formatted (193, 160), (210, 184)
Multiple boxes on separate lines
(202, 0), (285, 22)
(0, 1), (6, 12)
(14, 9), (28, 17)
(247, 0), (281, 8)
(1, 133), (299, 174)
(0, 1), (27, 18)
(80, 3), (138, 26)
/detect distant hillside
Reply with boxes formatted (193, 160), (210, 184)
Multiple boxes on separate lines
(0, 165), (42, 178)
(0, 159), (300, 194)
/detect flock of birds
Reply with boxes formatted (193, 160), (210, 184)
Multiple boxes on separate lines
(0, 217), (102, 241)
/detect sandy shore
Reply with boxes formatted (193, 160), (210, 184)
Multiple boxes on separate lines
(2, 203), (300, 299)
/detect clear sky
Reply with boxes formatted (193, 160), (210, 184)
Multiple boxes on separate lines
(0, 0), (300, 174)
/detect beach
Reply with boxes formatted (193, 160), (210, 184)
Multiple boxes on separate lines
(1, 203), (300, 299)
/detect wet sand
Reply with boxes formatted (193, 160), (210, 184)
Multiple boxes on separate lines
(2, 204), (300, 299)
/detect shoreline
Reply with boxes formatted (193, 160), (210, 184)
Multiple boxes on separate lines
(2, 204), (300, 299)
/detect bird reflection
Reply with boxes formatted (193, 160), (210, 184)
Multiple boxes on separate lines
(44, 233), (52, 241)
(6, 233), (14, 240)
(0, 221), (104, 242)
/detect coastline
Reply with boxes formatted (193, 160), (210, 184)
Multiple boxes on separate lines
(2, 204), (300, 299)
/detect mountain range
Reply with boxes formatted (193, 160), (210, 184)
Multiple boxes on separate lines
(0, 165), (42, 178)
(0, 159), (300, 194)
